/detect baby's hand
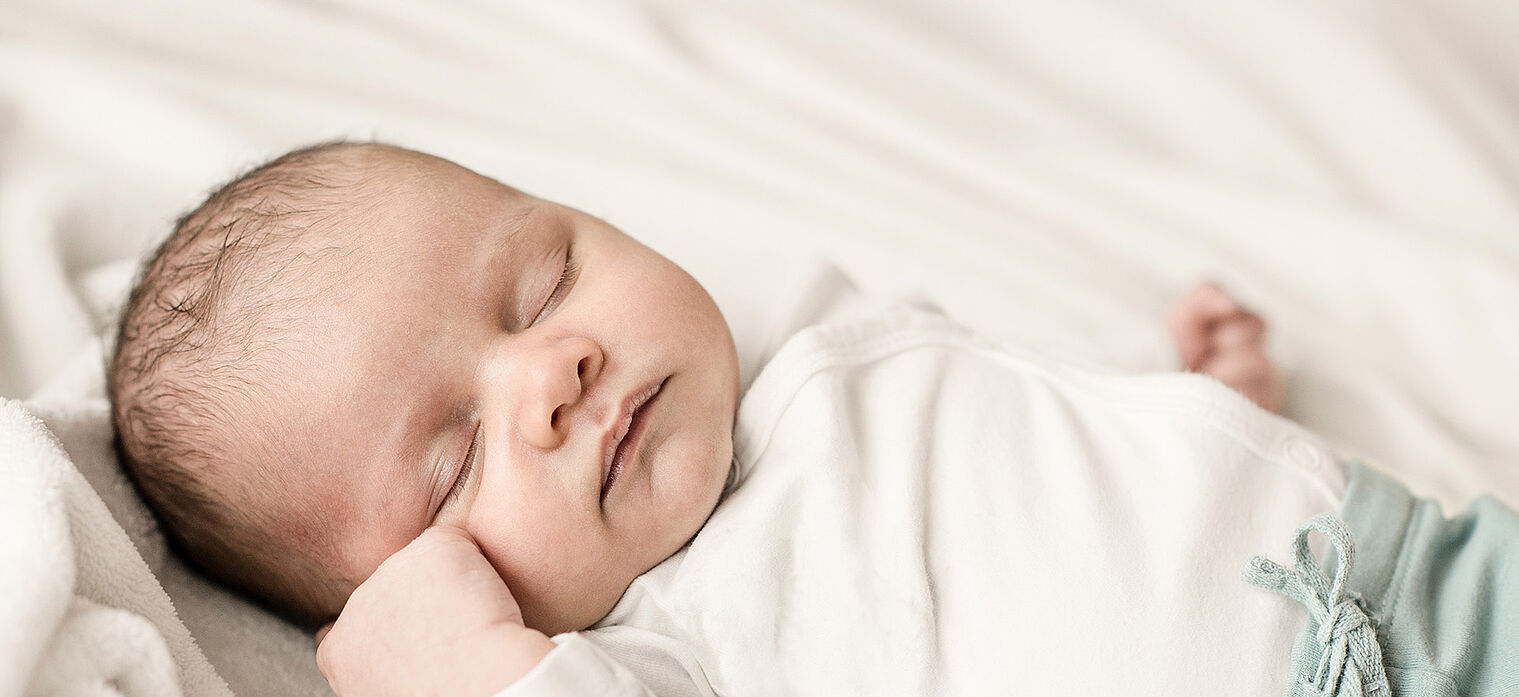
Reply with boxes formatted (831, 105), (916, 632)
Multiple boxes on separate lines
(316, 526), (555, 697)
(1167, 283), (1285, 413)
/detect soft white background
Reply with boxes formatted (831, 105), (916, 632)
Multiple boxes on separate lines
(2, 1), (1517, 694)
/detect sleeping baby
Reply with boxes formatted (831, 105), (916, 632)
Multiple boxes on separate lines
(108, 142), (1516, 696)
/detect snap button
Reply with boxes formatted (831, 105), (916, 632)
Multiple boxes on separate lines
(1281, 439), (1322, 471)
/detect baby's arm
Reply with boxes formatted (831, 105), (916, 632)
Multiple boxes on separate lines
(316, 526), (554, 696)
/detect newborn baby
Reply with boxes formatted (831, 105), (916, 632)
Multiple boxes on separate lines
(109, 143), (1512, 696)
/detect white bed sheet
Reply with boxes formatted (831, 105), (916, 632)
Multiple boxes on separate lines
(2, 1), (1516, 695)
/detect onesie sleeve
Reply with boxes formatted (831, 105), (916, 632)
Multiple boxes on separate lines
(490, 632), (654, 697)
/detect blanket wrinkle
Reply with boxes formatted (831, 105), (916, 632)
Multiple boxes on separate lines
(28, 598), (181, 697)
(0, 398), (229, 697)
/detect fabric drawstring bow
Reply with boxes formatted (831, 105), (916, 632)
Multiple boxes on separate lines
(1244, 514), (1391, 697)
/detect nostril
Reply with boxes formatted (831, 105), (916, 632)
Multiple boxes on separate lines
(577, 357), (589, 379)
(551, 406), (563, 429)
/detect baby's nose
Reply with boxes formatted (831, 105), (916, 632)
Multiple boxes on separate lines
(489, 335), (603, 450)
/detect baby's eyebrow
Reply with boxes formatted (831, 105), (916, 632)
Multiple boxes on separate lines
(467, 206), (530, 274)
(375, 355), (466, 538)
(495, 200), (540, 244)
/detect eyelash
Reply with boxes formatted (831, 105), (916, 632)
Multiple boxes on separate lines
(532, 245), (581, 325)
(443, 425), (481, 509)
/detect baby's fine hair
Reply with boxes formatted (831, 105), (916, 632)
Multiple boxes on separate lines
(109, 140), (399, 627)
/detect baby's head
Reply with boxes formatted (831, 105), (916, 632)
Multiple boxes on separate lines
(109, 142), (739, 634)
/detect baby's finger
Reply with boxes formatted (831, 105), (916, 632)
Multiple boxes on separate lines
(1170, 323), (1208, 371)
(420, 523), (479, 548)
(1168, 283), (1240, 369)
(1211, 314), (1266, 350)
(1199, 350), (1271, 388)
(1168, 283), (1239, 330)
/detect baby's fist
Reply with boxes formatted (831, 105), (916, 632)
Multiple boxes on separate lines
(1167, 283), (1284, 413)
(316, 526), (555, 697)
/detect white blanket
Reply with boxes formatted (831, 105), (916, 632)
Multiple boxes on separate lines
(2, 1), (1517, 694)
(0, 396), (226, 696)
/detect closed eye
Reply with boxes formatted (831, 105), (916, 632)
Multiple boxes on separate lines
(531, 243), (580, 325)
(442, 424), (481, 510)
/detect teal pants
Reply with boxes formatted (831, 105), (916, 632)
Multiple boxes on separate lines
(1246, 462), (1519, 697)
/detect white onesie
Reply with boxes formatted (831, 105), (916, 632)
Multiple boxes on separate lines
(498, 273), (1350, 696)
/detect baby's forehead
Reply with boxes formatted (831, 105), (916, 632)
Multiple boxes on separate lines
(263, 158), (526, 285)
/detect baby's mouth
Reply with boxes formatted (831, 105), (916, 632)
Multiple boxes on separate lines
(602, 378), (665, 502)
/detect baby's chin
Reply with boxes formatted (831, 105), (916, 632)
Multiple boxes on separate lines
(565, 435), (732, 633)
